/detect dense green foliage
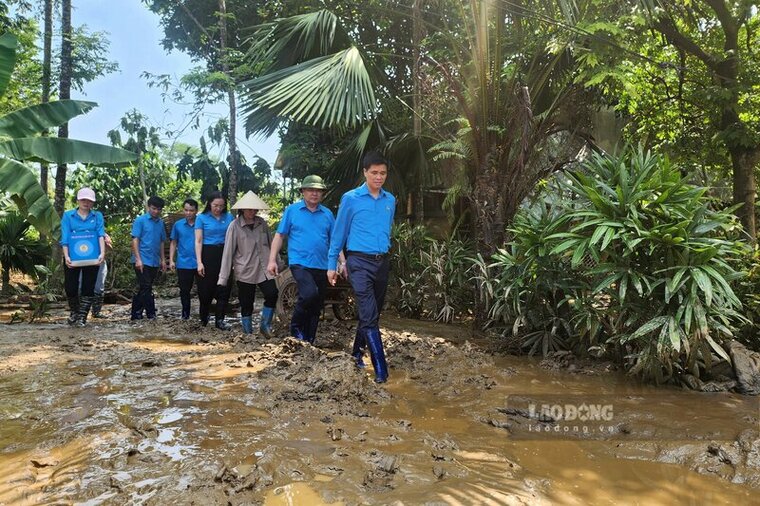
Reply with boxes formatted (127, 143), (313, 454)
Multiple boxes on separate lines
(0, 211), (50, 294)
(390, 223), (473, 322)
(395, 148), (748, 382)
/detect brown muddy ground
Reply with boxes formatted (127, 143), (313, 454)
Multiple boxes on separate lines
(0, 301), (758, 505)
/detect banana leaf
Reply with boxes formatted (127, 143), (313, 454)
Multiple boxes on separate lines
(0, 33), (17, 98)
(0, 137), (137, 166)
(0, 100), (97, 137)
(0, 157), (59, 236)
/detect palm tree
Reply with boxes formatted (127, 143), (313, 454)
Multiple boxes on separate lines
(0, 211), (50, 295)
(239, 2), (592, 255)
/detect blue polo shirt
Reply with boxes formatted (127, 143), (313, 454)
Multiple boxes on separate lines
(170, 218), (198, 269)
(277, 200), (335, 269)
(131, 213), (167, 267)
(60, 209), (106, 247)
(195, 211), (234, 245)
(328, 183), (395, 270)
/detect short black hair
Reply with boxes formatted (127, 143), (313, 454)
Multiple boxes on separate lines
(147, 196), (165, 209)
(183, 198), (199, 210)
(362, 150), (388, 170)
(203, 191), (227, 213)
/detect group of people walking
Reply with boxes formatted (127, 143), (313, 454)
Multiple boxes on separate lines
(60, 151), (395, 383)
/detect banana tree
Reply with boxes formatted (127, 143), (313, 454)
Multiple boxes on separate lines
(0, 32), (137, 237)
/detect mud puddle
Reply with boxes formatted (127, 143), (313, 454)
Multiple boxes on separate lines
(0, 302), (758, 505)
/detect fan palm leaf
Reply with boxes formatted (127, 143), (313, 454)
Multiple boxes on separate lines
(241, 47), (376, 137)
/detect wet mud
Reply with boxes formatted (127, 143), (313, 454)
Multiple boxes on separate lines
(0, 301), (758, 505)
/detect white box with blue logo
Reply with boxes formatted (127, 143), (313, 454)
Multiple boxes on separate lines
(69, 231), (101, 266)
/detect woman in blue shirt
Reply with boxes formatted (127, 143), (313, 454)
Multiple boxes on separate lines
(60, 187), (106, 327)
(194, 191), (235, 328)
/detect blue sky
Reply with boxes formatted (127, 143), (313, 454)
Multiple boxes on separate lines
(67, 0), (280, 166)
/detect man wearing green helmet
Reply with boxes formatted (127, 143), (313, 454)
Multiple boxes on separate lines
(268, 174), (344, 343)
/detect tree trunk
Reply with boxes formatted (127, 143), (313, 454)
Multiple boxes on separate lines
(412, 0), (424, 224)
(731, 147), (759, 242)
(54, 0), (72, 218)
(40, 0), (53, 195)
(1, 266), (9, 296)
(218, 0), (239, 206)
(137, 146), (148, 210)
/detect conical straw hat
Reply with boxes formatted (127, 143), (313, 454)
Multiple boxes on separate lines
(231, 191), (270, 210)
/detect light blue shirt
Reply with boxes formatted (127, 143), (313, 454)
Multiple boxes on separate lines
(131, 213), (166, 267)
(59, 208), (106, 247)
(277, 200), (335, 270)
(170, 218), (198, 269)
(195, 211), (234, 245)
(327, 183), (395, 270)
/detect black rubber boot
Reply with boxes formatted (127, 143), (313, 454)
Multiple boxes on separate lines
(78, 296), (95, 327)
(67, 297), (81, 326)
(366, 328), (388, 383)
(91, 293), (104, 318)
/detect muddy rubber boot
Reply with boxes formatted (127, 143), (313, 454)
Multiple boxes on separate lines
(351, 328), (366, 368)
(241, 316), (253, 334)
(259, 306), (275, 338)
(291, 328), (307, 341)
(91, 293), (104, 318)
(67, 297), (81, 326)
(77, 296), (94, 327)
(366, 328), (388, 383)
(215, 317), (231, 331)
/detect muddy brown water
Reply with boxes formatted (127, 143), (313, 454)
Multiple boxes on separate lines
(0, 303), (758, 505)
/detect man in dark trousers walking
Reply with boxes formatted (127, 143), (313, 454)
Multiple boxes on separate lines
(328, 151), (395, 383)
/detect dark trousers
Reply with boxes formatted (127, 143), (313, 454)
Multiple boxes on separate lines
(346, 254), (390, 334)
(237, 279), (278, 317)
(65, 264), (98, 298)
(131, 265), (159, 319)
(198, 245), (229, 321)
(289, 265), (327, 339)
(177, 268), (196, 318)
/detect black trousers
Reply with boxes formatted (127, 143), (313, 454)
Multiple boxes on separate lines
(289, 265), (327, 339)
(64, 264), (98, 298)
(177, 268), (196, 317)
(237, 279), (278, 317)
(198, 245), (229, 321)
(131, 266), (159, 319)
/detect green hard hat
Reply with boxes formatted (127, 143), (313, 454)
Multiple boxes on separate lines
(300, 174), (327, 190)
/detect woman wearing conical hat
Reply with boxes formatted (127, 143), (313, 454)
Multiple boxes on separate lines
(218, 191), (280, 336)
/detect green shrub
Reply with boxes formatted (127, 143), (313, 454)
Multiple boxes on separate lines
(475, 148), (747, 382)
(389, 223), (473, 322)
(472, 199), (585, 355)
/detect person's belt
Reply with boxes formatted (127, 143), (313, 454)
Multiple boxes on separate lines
(346, 250), (388, 260)
(203, 243), (225, 248)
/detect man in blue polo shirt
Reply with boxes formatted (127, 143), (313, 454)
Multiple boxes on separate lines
(327, 152), (396, 383)
(268, 175), (341, 343)
(131, 196), (167, 320)
(170, 198), (199, 320)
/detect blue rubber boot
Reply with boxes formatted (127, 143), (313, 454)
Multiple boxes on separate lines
(352, 328), (366, 368)
(259, 306), (275, 338)
(241, 316), (253, 334)
(366, 328), (388, 383)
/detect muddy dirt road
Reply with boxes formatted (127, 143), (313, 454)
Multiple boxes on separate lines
(0, 302), (758, 505)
